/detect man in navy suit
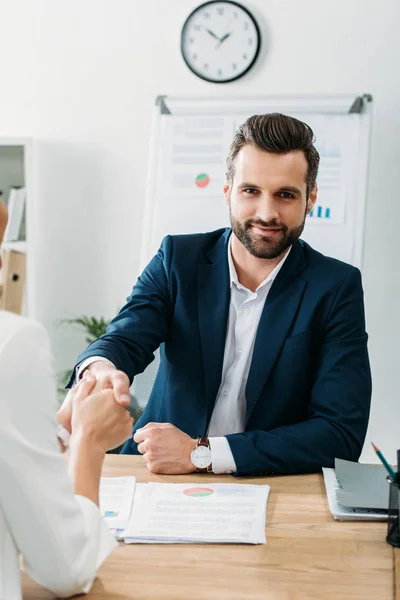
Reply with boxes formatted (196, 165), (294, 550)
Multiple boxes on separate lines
(62, 113), (371, 476)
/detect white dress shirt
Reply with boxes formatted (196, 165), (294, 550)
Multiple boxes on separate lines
(0, 311), (116, 600)
(207, 240), (291, 472)
(78, 238), (290, 475)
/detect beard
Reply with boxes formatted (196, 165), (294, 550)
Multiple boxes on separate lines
(229, 209), (306, 259)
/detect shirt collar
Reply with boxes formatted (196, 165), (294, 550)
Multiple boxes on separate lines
(227, 234), (292, 292)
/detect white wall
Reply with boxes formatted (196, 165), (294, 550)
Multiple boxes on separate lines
(0, 0), (399, 463)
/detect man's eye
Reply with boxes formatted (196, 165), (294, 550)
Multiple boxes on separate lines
(244, 188), (257, 194)
(279, 192), (294, 199)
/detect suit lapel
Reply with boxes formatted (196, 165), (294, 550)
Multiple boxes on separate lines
(197, 230), (231, 422)
(245, 241), (307, 423)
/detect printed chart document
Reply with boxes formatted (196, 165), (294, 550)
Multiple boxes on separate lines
(122, 482), (269, 544)
(99, 476), (136, 533)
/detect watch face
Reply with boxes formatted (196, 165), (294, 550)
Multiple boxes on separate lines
(181, 1), (261, 83)
(191, 445), (212, 468)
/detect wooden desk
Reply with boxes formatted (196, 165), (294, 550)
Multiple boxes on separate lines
(22, 456), (396, 600)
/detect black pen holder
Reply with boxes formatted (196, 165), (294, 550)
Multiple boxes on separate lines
(386, 477), (400, 548)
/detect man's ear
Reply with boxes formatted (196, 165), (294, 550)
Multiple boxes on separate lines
(224, 176), (231, 205)
(306, 183), (318, 215)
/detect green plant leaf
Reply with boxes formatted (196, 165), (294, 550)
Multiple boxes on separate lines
(56, 314), (111, 394)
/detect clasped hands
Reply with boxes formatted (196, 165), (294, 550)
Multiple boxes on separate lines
(57, 362), (196, 473)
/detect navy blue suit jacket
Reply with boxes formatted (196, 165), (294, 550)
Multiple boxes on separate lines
(72, 228), (371, 475)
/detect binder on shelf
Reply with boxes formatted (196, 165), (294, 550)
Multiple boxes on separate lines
(3, 186), (26, 242)
(0, 247), (26, 314)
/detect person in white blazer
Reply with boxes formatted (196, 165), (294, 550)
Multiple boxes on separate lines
(0, 199), (134, 599)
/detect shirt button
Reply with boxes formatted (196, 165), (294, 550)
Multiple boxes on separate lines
(223, 389), (228, 397)
(243, 308), (250, 315)
(237, 348), (243, 354)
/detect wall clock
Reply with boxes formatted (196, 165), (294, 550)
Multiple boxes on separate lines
(181, 1), (261, 83)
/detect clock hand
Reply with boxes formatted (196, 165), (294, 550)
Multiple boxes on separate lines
(220, 32), (232, 44)
(216, 31), (233, 49)
(206, 28), (221, 41)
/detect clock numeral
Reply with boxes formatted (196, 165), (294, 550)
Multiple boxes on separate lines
(217, 7), (224, 15)
(244, 22), (249, 30)
(232, 63), (237, 70)
(193, 53), (198, 60)
(243, 53), (248, 60)
(233, 12), (238, 18)
(204, 63), (209, 69)
(189, 37), (194, 44)
(248, 38), (253, 45)
(193, 24), (201, 31)
(218, 69), (223, 76)
(203, 11), (211, 19)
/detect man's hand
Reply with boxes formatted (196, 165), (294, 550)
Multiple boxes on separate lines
(85, 361), (131, 404)
(134, 423), (197, 474)
(57, 362), (131, 433)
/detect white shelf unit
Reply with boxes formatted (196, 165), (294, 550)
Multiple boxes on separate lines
(0, 138), (34, 318)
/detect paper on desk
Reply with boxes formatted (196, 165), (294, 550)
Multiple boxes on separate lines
(122, 482), (269, 544)
(322, 468), (388, 521)
(99, 476), (136, 531)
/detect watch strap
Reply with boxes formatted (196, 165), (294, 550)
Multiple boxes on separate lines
(198, 436), (210, 448)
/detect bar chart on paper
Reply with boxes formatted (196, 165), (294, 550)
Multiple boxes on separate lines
(303, 120), (351, 227)
(309, 205), (331, 220)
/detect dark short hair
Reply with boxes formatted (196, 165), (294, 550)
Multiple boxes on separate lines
(226, 113), (320, 198)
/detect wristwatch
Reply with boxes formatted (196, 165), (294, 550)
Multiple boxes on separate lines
(190, 437), (212, 473)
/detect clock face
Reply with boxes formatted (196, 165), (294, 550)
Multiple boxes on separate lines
(191, 445), (212, 468)
(181, 1), (261, 83)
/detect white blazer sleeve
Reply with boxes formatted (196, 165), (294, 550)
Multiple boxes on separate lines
(0, 317), (116, 598)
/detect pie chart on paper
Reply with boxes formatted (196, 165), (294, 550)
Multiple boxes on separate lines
(195, 173), (210, 189)
(183, 487), (214, 497)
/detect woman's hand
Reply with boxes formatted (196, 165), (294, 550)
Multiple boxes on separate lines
(69, 376), (134, 453)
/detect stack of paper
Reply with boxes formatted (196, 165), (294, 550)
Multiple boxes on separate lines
(121, 482), (269, 544)
(322, 459), (389, 521)
(99, 476), (136, 535)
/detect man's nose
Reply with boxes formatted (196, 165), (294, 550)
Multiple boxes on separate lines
(255, 195), (279, 223)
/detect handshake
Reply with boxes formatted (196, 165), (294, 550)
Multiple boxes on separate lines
(58, 361), (198, 474)
(57, 362), (134, 454)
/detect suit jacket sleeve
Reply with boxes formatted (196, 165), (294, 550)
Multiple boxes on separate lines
(0, 317), (116, 598)
(68, 236), (174, 386)
(226, 268), (372, 476)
